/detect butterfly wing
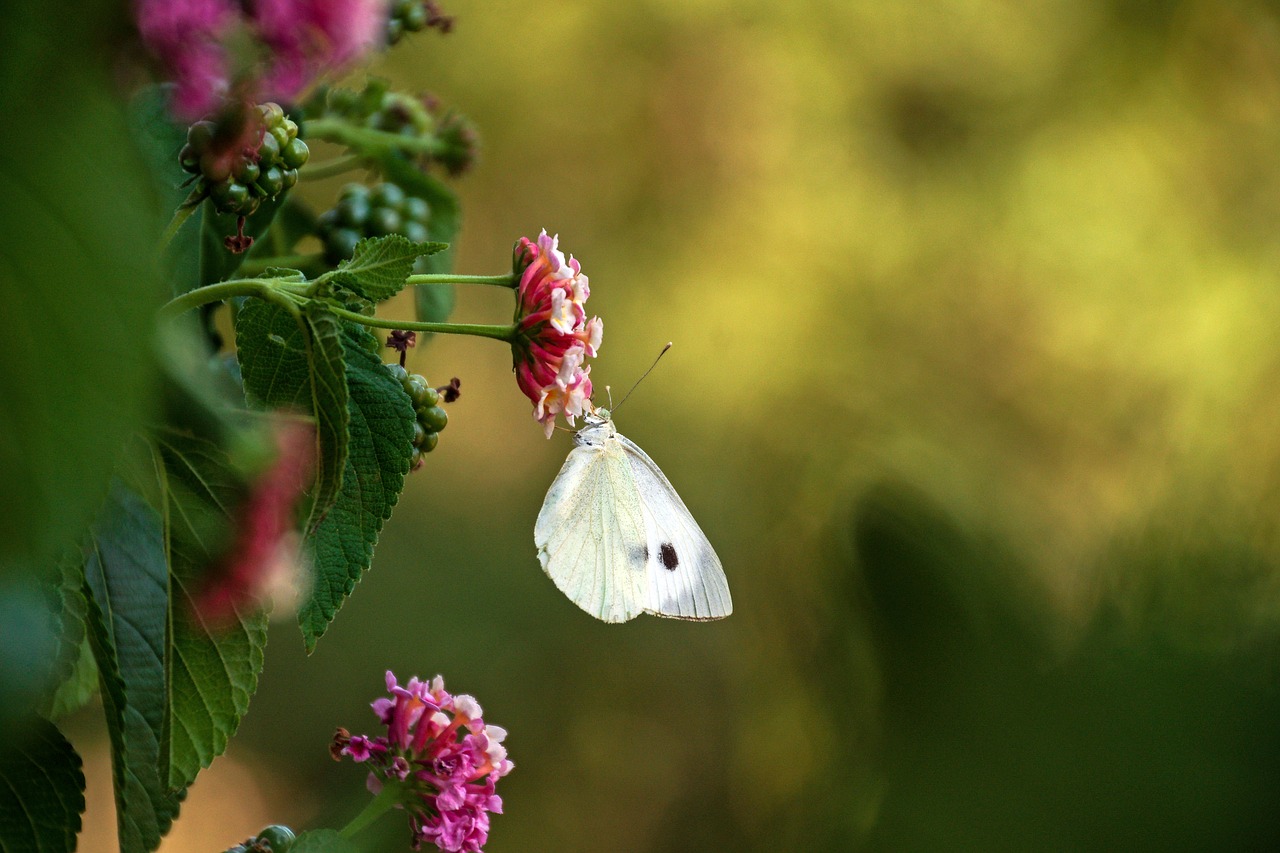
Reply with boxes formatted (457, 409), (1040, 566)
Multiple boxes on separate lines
(617, 434), (733, 621)
(535, 437), (650, 622)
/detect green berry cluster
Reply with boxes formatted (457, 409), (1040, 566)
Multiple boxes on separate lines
(319, 79), (430, 138)
(317, 182), (431, 264)
(387, 0), (453, 45)
(225, 824), (295, 853)
(386, 364), (449, 467)
(179, 103), (309, 217)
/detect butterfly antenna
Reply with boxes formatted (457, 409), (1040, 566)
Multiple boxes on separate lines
(612, 342), (673, 413)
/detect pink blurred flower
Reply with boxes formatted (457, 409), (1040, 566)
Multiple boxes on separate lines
(135, 0), (239, 118)
(510, 231), (603, 438)
(254, 0), (388, 100)
(193, 418), (314, 624)
(335, 672), (513, 852)
(135, 0), (388, 119)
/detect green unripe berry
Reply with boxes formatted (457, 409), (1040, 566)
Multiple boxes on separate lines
(258, 102), (285, 125)
(282, 117), (299, 139)
(233, 158), (261, 185)
(340, 182), (369, 202)
(419, 405), (448, 433)
(387, 18), (404, 43)
(385, 363), (409, 384)
(412, 421), (428, 447)
(269, 124), (291, 151)
(368, 182), (406, 211)
(187, 121), (216, 153)
(404, 3), (428, 30)
(336, 194), (371, 228)
(368, 206), (401, 236)
(402, 221), (429, 244)
(258, 132), (281, 166)
(281, 168), (298, 190)
(211, 181), (251, 211)
(402, 195), (430, 223)
(418, 385), (440, 408)
(281, 137), (310, 169)
(255, 825), (296, 853)
(404, 373), (431, 403)
(256, 165), (286, 198)
(179, 144), (199, 173)
(410, 446), (422, 467)
(326, 228), (361, 261)
(420, 431), (439, 452)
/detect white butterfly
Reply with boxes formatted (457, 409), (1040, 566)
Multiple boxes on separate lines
(535, 407), (732, 623)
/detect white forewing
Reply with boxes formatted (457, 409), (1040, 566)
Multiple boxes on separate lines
(617, 434), (732, 620)
(534, 422), (649, 622)
(535, 413), (731, 623)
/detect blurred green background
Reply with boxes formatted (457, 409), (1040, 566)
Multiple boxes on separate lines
(70, 0), (1280, 849)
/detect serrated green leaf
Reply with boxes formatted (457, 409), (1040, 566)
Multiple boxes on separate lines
(153, 429), (269, 791)
(0, 717), (85, 853)
(0, 10), (159, 591)
(33, 552), (89, 720)
(291, 829), (358, 853)
(300, 324), (415, 652)
(47, 636), (98, 720)
(83, 481), (182, 853)
(235, 299), (349, 529)
(324, 235), (446, 303)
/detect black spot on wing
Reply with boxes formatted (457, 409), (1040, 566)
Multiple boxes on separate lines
(659, 542), (679, 571)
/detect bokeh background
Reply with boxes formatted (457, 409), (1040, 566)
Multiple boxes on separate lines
(68, 0), (1280, 849)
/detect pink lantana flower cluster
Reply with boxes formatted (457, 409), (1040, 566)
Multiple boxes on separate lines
(136, 0), (387, 119)
(335, 672), (513, 853)
(511, 230), (603, 438)
(194, 418), (314, 625)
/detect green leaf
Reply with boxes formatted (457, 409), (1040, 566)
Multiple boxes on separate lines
(300, 324), (415, 652)
(291, 829), (358, 853)
(153, 429), (269, 791)
(0, 5), (159, 591)
(0, 717), (85, 853)
(324, 234), (446, 303)
(42, 554), (96, 719)
(47, 636), (98, 720)
(83, 481), (182, 853)
(128, 86), (203, 299)
(235, 299), (350, 529)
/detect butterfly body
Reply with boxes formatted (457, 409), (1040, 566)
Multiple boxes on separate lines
(535, 410), (732, 622)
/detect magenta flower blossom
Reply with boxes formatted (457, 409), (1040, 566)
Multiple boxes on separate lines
(135, 0), (388, 119)
(335, 672), (513, 852)
(194, 418), (314, 625)
(511, 231), (603, 438)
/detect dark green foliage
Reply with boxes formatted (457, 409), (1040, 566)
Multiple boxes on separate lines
(0, 718), (85, 853)
(300, 326), (416, 651)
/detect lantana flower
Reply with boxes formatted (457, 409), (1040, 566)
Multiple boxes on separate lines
(193, 418), (314, 624)
(135, 0), (388, 119)
(510, 230), (603, 438)
(334, 671), (513, 852)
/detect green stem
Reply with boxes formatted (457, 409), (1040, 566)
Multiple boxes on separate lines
(339, 783), (403, 840)
(305, 117), (445, 157)
(405, 272), (519, 288)
(300, 153), (366, 181)
(158, 278), (303, 320)
(327, 305), (517, 342)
